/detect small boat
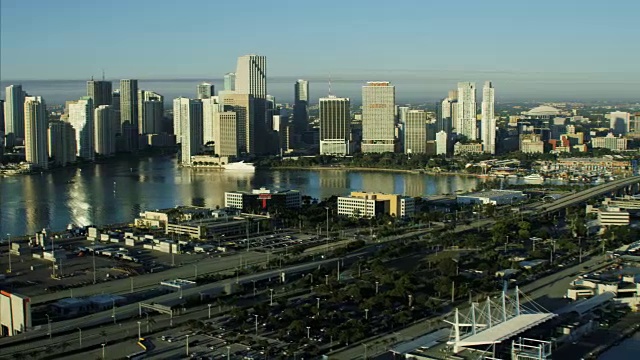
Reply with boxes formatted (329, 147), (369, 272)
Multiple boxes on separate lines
(524, 174), (544, 181)
(223, 161), (256, 172)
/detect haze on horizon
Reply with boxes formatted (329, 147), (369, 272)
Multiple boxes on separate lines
(1, 0), (639, 101)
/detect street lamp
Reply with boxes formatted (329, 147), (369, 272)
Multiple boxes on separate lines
(45, 314), (51, 339)
(226, 346), (231, 360)
(193, 264), (198, 280)
(364, 343), (368, 359)
(325, 206), (330, 254)
(269, 288), (274, 306)
(306, 326), (311, 339)
(254, 314), (259, 335)
(77, 327), (82, 347)
(111, 299), (116, 324)
(365, 308), (369, 320)
(375, 281), (380, 295)
(452, 258), (459, 276)
(208, 304), (212, 319)
(137, 321), (141, 339)
(316, 297), (320, 311)
(7, 233), (11, 273)
(186, 334), (190, 356)
(101, 343), (106, 359)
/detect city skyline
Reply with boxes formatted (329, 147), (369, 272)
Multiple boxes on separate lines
(1, 1), (639, 100)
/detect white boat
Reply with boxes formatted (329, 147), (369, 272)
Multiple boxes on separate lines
(223, 161), (256, 172)
(524, 174), (544, 181)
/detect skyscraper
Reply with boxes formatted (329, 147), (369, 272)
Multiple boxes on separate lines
(86, 80), (113, 107)
(213, 111), (238, 157)
(481, 81), (496, 154)
(119, 79), (138, 151)
(235, 55), (267, 154)
(220, 92), (254, 155)
(197, 83), (215, 99)
(173, 97), (203, 165)
(362, 82), (395, 153)
(4, 84), (26, 143)
(610, 111), (631, 136)
(24, 96), (48, 169)
(138, 90), (164, 134)
(94, 105), (116, 156)
(68, 96), (95, 160)
(48, 121), (76, 166)
(294, 79), (309, 135)
(224, 73), (236, 91)
(455, 82), (477, 140)
(319, 96), (351, 156)
(202, 96), (220, 145)
(404, 110), (427, 154)
(111, 90), (121, 135)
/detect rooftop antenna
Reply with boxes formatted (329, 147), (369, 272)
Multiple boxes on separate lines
(328, 74), (332, 97)
(102, 69), (105, 81)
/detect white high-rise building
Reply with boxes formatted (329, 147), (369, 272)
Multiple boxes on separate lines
(138, 90), (164, 134)
(319, 96), (351, 155)
(94, 105), (116, 156)
(362, 82), (396, 153)
(24, 96), (48, 169)
(610, 111), (631, 136)
(174, 97), (203, 165)
(48, 121), (76, 166)
(294, 79), (310, 134)
(455, 82), (477, 140)
(481, 81), (496, 154)
(197, 83), (215, 99)
(436, 130), (448, 155)
(68, 97), (95, 160)
(202, 96), (220, 145)
(4, 84), (26, 142)
(224, 73), (236, 91)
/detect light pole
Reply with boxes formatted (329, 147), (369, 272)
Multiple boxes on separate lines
(226, 346), (231, 360)
(452, 258), (459, 276)
(325, 274), (329, 285)
(137, 321), (141, 339)
(325, 206), (330, 255)
(111, 299), (116, 324)
(375, 281), (379, 295)
(269, 288), (274, 306)
(92, 237), (96, 284)
(77, 327), (82, 347)
(365, 308), (369, 320)
(130, 277), (134, 293)
(7, 233), (11, 273)
(254, 314), (259, 335)
(208, 304), (212, 319)
(316, 297), (320, 311)
(193, 264), (198, 280)
(306, 326), (311, 339)
(253, 280), (256, 297)
(45, 314), (51, 339)
(364, 343), (368, 359)
(186, 334), (190, 356)
(102, 343), (106, 359)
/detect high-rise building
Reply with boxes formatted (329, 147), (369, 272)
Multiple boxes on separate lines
(235, 55), (268, 154)
(86, 80), (113, 107)
(214, 110), (238, 157)
(202, 96), (220, 145)
(436, 130), (448, 155)
(362, 82), (395, 153)
(119, 79), (138, 151)
(294, 79), (309, 135)
(48, 121), (76, 166)
(481, 81), (496, 154)
(319, 96), (351, 156)
(197, 83), (215, 99)
(138, 90), (164, 134)
(610, 111), (631, 136)
(437, 94), (456, 134)
(224, 73), (236, 91)
(24, 96), (48, 169)
(111, 90), (121, 135)
(404, 110), (427, 154)
(455, 82), (477, 140)
(174, 97), (203, 165)
(398, 106), (410, 124)
(219, 92), (254, 154)
(4, 84), (26, 143)
(67, 96), (95, 160)
(94, 105), (116, 156)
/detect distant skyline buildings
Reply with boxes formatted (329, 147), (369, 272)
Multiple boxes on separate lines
(94, 105), (115, 156)
(48, 120), (76, 166)
(67, 96), (95, 160)
(455, 82), (477, 140)
(24, 96), (48, 169)
(119, 79), (138, 151)
(86, 80), (112, 107)
(404, 110), (428, 154)
(481, 81), (496, 154)
(362, 81), (395, 153)
(138, 90), (163, 134)
(319, 96), (350, 156)
(293, 79), (309, 134)
(4, 84), (25, 143)
(174, 97), (203, 166)
(224, 73), (236, 91)
(196, 82), (214, 99)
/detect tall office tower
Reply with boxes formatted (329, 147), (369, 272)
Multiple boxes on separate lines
(319, 96), (351, 155)
(481, 81), (496, 154)
(94, 105), (116, 156)
(48, 121), (76, 166)
(24, 96), (48, 169)
(235, 54), (267, 154)
(119, 79), (138, 151)
(455, 82), (476, 140)
(265, 95), (277, 133)
(174, 98), (203, 165)
(219, 92), (254, 154)
(67, 97), (95, 160)
(138, 90), (164, 134)
(362, 81), (396, 153)
(202, 96), (220, 145)
(86, 80), (112, 107)
(437, 96), (456, 134)
(610, 111), (631, 136)
(224, 73), (236, 91)
(4, 84), (25, 143)
(196, 83), (215, 99)
(213, 111), (238, 157)
(404, 110), (428, 154)
(398, 106), (410, 123)
(293, 79), (309, 135)
(111, 90), (121, 135)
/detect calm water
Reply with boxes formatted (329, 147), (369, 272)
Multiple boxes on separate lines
(0, 156), (481, 236)
(598, 331), (640, 360)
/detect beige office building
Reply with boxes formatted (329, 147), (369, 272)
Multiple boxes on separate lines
(362, 82), (395, 153)
(214, 111), (238, 157)
(219, 92), (253, 154)
(404, 110), (427, 154)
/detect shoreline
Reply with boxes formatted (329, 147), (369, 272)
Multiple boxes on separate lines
(264, 165), (483, 178)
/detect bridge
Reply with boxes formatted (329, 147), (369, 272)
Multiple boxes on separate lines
(533, 176), (640, 214)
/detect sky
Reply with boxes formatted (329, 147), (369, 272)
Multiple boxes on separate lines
(1, 0), (640, 100)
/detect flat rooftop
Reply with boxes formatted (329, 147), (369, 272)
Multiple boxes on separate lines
(458, 190), (524, 198)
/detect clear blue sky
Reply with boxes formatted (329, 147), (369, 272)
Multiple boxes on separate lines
(1, 0), (639, 99)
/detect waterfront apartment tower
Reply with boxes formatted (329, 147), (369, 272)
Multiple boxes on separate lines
(455, 82), (477, 140)
(174, 97), (203, 166)
(481, 81), (496, 154)
(319, 96), (351, 156)
(24, 96), (49, 169)
(68, 96), (95, 160)
(294, 79), (310, 135)
(197, 83), (215, 99)
(48, 121), (77, 166)
(224, 72), (236, 91)
(86, 80), (113, 107)
(4, 84), (26, 143)
(362, 82), (396, 153)
(94, 105), (116, 156)
(119, 79), (139, 151)
(138, 90), (164, 134)
(404, 110), (428, 154)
